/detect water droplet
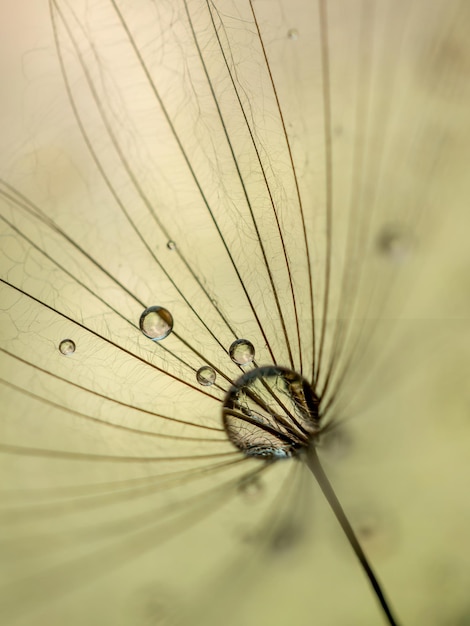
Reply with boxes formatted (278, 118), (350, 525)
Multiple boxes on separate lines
(268, 522), (302, 556)
(139, 306), (173, 341)
(357, 517), (378, 541)
(127, 584), (177, 626)
(287, 28), (299, 41)
(59, 339), (75, 355)
(222, 366), (320, 459)
(229, 339), (255, 365)
(196, 366), (216, 386)
(238, 476), (263, 501)
(352, 506), (398, 558)
(377, 225), (412, 262)
(166, 240), (176, 251)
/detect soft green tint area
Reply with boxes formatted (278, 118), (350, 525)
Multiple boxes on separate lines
(1, 1), (469, 625)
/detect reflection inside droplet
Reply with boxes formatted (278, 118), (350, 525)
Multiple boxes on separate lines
(139, 306), (174, 341)
(166, 240), (176, 251)
(223, 366), (320, 459)
(196, 365), (216, 386)
(58, 339), (76, 355)
(229, 339), (255, 365)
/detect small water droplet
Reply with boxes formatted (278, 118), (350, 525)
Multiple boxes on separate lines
(196, 366), (216, 386)
(139, 306), (173, 341)
(268, 522), (302, 555)
(377, 225), (412, 262)
(223, 366), (320, 459)
(166, 240), (176, 251)
(238, 476), (263, 501)
(229, 339), (255, 365)
(59, 339), (75, 355)
(352, 507), (398, 558)
(287, 28), (299, 40)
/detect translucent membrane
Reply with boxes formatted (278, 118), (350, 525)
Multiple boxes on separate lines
(1, 1), (470, 626)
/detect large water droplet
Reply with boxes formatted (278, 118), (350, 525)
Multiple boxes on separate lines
(196, 366), (216, 386)
(222, 366), (320, 459)
(229, 339), (255, 365)
(59, 339), (76, 355)
(139, 306), (173, 341)
(166, 240), (176, 251)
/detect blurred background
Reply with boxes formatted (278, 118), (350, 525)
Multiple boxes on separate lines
(1, 1), (470, 625)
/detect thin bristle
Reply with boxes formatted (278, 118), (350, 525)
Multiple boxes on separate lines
(1, 1), (470, 625)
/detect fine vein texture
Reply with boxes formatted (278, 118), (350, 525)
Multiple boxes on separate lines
(1, 1), (470, 625)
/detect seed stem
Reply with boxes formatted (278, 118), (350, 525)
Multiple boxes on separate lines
(305, 445), (401, 626)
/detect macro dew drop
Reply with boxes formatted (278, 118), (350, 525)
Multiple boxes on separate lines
(196, 366), (216, 386)
(139, 306), (173, 341)
(223, 365), (320, 459)
(1, 1), (469, 625)
(376, 225), (413, 263)
(228, 339), (255, 366)
(58, 339), (76, 355)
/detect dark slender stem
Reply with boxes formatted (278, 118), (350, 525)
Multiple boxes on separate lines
(305, 446), (401, 626)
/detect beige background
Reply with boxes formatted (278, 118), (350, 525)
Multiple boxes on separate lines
(1, 1), (470, 625)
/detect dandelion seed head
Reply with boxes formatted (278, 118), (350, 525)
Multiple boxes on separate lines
(1, 0), (470, 625)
